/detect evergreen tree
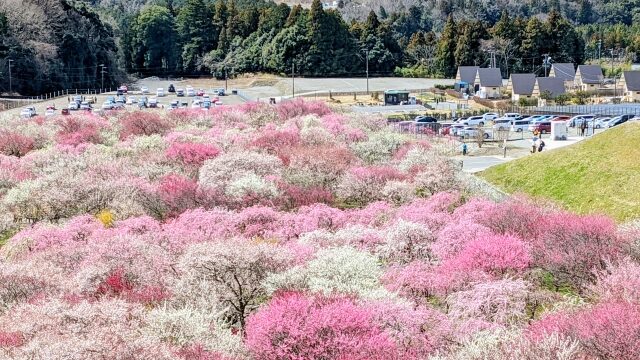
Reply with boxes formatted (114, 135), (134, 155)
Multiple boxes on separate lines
(435, 15), (457, 77)
(578, 0), (593, 25)
(520, 17), (547, 73)
(379, 6), (388, 19)
(455, 21), (485, 67)
(131, 5), (178, 75)
(176, 0), (215, 72)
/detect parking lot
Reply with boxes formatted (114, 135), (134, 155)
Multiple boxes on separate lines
(1, 85), (246, 119)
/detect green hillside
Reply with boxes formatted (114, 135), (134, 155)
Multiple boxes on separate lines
(480, 122), (640, 222)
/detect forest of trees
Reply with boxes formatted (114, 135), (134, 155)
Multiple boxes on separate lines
(3, 0), (640, 95)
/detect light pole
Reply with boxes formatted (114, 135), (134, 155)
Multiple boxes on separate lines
(100, 64), (106, 92)
(292, 63), (295, 98)
(542, 54), (551, 77)
(8, 59), (13, 94)
(365, 49), (369, 95)
(225, 68), (228, 91)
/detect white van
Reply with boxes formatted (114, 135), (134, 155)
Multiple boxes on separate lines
(463, 116), (486, 126)
(156, 88), (165, 97)
(511, 119), (531, 132)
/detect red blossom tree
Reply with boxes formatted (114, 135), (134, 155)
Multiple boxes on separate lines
(0, 131), (35, 157)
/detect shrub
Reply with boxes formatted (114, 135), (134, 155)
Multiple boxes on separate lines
(55, 116), (103, 146)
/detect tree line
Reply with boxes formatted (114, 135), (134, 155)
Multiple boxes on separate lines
(3, 0), (640, 95)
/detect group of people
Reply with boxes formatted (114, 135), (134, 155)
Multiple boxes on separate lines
(531, 135), (546, 153)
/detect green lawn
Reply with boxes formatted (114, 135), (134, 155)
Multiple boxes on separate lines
(480, 122), (640, 222)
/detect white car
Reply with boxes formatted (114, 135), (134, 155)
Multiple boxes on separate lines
(149, 98), (158, 108)
(463, 116), (486, 126)
(482, 112), (499, 122)
(156, 88), (165, 97)
(80, 102), (91, 110)
(503, 113), (520, 119)
(68, 102), (79, 110)
(126, 96), (137, 105)
(186, 87), (195, 97)
(101, 101), (115, 110)
(45, 109), (56, 117)
(458, 126), (491, 139)
(140, 86), (149, 94)
(492, 119), (512, 131)
(176, 88), (185, 97)
(20, 107), (35, 118)
(594, 117), (611, 129)
(191, 99), (201, 108)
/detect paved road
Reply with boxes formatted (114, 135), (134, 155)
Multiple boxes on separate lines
(235, 77), (455, 100)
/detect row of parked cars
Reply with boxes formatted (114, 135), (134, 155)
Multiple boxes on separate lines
(137, 85), (226, 98)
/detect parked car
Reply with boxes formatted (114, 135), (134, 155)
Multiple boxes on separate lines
(168, 84), (175, 93)
(156, 88), (165, 97)
(118, 85), (128, 94)
(176, 88), (185, 97)
(101, 101), (115, 110)
(68, 102), (79, 110)
(459, 126), (490, 139)
(126, 96), (137, 105)
(149, 98), (158, 108)
(106, 96), (115, 103)
(217, 88), (225, 96)
(61, 108), (70, 116)
(191, 99), (201, 108)
(492, 119), (512, 131)
(415, 115), (438, 123)
(605, 115), (631, 128)
(449, 124), (466, 136)
(45, 108), (56, 117)
(113, 100), (125, 109)
(73, 95), (83, 105)
(568, 114), (596, 127)
(116, 89), (124, 96)
(510, 119), (531, 132)
(169, 100), (179, 109)
(529, 121), (552, 134)
(482, 112), (499, 122)
(20, 107), (35, 118)
(463, 116), (486, 126)
(550, 115), (571, 122)
(186, 87), (195, 97)
(594, 117), (611, 129)
(503, 113), (520, 119)
(80, 102), (91, 110)
(140, 86), (149, 94)
(196, 89), (205, 96)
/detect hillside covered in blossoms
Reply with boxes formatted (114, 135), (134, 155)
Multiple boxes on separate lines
(0, 101), (639, 359)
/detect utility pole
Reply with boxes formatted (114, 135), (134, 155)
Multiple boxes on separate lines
(598, 39), (602, 61)
(365, 50), (369, 95)
(292, 63), (295, 98)
(100, 64), (107, 92)
(7, 59), (13, 94)
(225, 68), (228, 91)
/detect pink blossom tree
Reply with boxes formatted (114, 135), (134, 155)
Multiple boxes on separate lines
(0, 130), (35, 157)
(245, 292), (400, 360)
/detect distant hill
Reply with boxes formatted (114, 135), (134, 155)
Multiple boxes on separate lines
(480, 122), (640, 222)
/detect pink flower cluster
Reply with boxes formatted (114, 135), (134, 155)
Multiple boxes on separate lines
(0, 100), (636, 359)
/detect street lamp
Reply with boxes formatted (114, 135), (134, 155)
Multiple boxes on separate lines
(542, 54), (552, 77)
(7, 59), (13, 94)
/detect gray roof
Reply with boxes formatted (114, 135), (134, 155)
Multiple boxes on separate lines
(536, 77), (566, 98)
(577, 65), (603, 84)
(510, 74), (536, 95)
(550, 63), (575, 82)
(457, 66), (479, 84)
(623, 71), (640, 91)
(477, 68), (503, 87)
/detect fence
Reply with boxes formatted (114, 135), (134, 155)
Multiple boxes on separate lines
(0, 88), (116, 112)
(509, 104), (640, 117)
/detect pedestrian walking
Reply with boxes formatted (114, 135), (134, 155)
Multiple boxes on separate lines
(461, 142), (468, 156)
(580, 121), (586, 137)
(531, 136), (538, 153)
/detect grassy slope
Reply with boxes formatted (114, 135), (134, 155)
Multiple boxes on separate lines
(480, 122), (640, 222)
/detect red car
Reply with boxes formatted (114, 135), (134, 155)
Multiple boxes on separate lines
(118, 85), (128, 93)
(529, 121), (551, 134)
(196, 89), (205, 96)
(61, 108), (70, 115)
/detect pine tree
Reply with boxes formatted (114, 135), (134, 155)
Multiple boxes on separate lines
(379, 6), (388, 19)
(578, 0), (593, 25)
(521, 17), (547, 72)
(435, 15), (457, 77)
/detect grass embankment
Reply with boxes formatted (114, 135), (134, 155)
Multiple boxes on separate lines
(480, 122), (640, 222)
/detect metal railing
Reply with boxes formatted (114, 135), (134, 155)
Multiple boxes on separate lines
(0, 88), (116, 112)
